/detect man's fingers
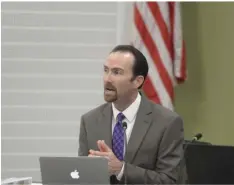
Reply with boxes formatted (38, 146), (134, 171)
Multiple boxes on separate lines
(97, 140), (106, 152)
(89, 148), (110, 157)
(92, 151), (109, 156)
(98, 140), (112, 152)
(89, 149), (95, 155)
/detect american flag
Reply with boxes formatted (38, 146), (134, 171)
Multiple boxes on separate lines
(133, 2), (186, 110)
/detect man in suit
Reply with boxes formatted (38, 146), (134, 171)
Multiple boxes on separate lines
(78, 45), (184, 184)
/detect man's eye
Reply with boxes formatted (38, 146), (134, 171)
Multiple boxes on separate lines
(113, 70), (120, 75)
(104, 68), (108, 72)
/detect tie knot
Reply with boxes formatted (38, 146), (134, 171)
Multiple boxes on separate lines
(117, 112), (125, 122)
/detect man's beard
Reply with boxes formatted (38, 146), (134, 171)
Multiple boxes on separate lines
(104, 90), (117, 102)
(104, 83), (118, 102)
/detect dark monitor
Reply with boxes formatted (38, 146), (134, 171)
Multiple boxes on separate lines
(185, 144), (234, 184)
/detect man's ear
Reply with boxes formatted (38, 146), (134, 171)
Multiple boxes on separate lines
(134, 75), (144, 89)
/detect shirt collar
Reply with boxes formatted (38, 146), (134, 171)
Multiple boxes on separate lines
(112, 93), (141, 123)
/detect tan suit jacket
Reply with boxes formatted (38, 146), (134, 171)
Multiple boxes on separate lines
(78, 93), (184, 184)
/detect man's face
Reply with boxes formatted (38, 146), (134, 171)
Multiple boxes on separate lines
(103, 51), (136, 103)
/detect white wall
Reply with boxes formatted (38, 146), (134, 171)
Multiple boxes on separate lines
(1, 1), (133, 181)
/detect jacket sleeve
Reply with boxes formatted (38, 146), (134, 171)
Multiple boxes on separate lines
(120, 116), (184, 184)
(78, 115), (89, 156)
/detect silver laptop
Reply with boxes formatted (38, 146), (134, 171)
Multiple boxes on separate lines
(39, 156), (109, 185)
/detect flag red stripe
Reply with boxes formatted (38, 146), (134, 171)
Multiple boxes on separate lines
(169, 2), (175, 62)
(143, 76), (161, 104)
(177, 41), (186, 83)
(147, 2), (173, 60)
(134, 4), (174, 100)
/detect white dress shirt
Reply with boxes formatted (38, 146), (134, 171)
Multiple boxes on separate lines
(111, 93), (141, 180)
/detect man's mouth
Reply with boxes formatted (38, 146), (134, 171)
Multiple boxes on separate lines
(105, 87), (115, 91)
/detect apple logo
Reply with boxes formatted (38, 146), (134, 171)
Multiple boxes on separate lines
(70, 169), (80, 179)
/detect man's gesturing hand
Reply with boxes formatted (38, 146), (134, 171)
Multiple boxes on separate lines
(89, 140), (123, 176)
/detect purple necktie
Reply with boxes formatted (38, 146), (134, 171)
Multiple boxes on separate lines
(112, 112), (125, 161)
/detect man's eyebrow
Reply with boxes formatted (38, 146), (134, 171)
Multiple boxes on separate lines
(104, 65), (123, 70)
(112, 67), (124, 71)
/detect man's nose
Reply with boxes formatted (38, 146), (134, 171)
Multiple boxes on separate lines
(104, 73), (112, 83)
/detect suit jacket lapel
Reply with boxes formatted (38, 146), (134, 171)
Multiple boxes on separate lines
(125, 95), (152, 163)
(97, 103), (113, 148)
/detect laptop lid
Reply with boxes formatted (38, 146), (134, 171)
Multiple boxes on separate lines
(39, 156), (109, 185)
(185, 144), (234, 184)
